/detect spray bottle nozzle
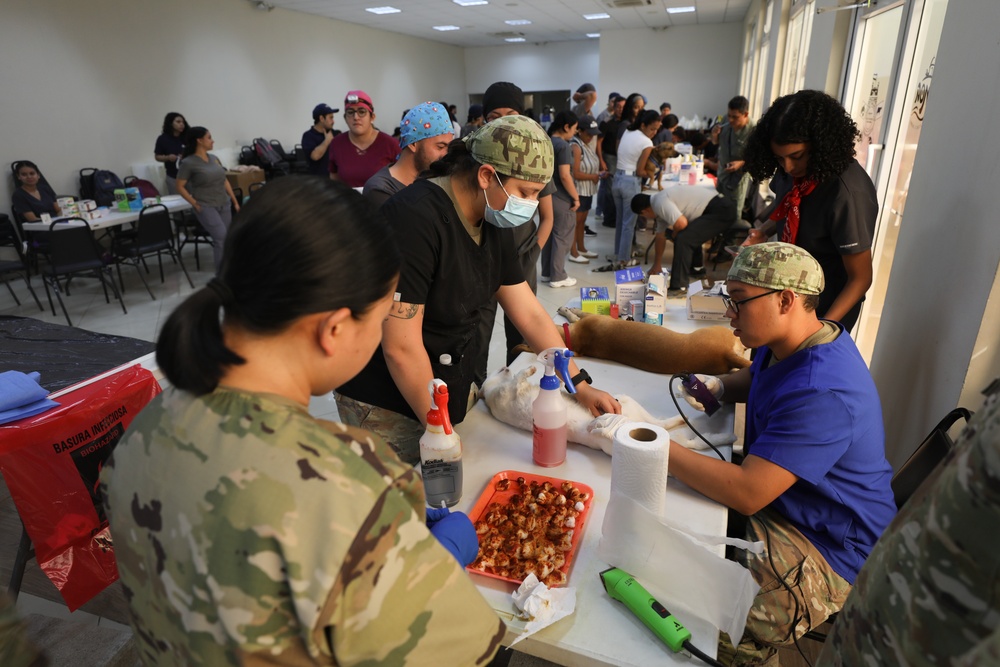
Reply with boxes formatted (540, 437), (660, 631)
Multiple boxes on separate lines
(537, 348), (576, 394)
(427, 379), (453, 434)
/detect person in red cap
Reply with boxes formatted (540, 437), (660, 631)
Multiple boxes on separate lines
(328, 90), (400, 188)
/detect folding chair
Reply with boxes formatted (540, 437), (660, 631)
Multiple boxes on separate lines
(42, 218), (127, 326)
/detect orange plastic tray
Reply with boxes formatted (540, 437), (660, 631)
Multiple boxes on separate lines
(465, 470), (594, 587)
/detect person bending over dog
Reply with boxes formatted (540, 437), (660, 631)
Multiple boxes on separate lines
(631, 188), (735, 295)
(672, 243), (896, 666)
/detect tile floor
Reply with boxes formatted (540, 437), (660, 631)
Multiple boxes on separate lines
(2, 209), (728, 666)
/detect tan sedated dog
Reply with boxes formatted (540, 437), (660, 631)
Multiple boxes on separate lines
(645, 142), (680, 191)
(555, 307), (749, 375)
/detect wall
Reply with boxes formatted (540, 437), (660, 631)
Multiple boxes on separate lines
(869, 0), (1000, 467)
(464, 41), (599, 97)
(0, 0), (466, 205)
(803, 6), (846, 95)
(598, 24), (743, 120)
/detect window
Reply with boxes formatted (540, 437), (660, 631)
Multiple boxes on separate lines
(752, 0), (774, 116)
(779, 0), (815, 95)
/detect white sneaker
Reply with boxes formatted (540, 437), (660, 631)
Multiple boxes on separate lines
(549, 277), (578, 288)
(568, 254), (590, 264)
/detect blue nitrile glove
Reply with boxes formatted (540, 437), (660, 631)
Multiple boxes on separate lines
(429, 511), (479, 567)
(425, 506), (450, 528)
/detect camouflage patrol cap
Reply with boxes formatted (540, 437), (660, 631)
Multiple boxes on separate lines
(463, 116), (554, 184)
(728, 242), (825, 295)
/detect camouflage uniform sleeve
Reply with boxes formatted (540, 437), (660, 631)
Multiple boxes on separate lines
(0, 593), (44, 667)
(817, 390), (1000, 666)
(312, 421), (505, 666)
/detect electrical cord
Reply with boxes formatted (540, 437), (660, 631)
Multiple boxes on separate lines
(753, 514), (814, 667)
(670, 375), (816, 665)
(669, 374), (726, 461)
(682, 640), (726, 667)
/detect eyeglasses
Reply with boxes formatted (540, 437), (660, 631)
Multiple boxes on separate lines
(345, 108), (370, 118)
(722, 289), (781, 315)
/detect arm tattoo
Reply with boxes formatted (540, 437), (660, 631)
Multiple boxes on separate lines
(389, 302), (421, 320)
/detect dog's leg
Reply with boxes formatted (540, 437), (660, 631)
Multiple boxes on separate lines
(557, 306), (586, 323)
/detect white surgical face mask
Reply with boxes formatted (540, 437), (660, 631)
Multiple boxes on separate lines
(483, 171), (538, 228)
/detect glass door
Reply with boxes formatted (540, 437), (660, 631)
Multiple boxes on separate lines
(854, 0), (950, 359)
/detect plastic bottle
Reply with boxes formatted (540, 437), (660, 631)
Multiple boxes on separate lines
(533, 348), (576, 467)
(419, 379), (463, 507)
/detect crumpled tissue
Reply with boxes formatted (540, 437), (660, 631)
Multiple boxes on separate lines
(509, 574), (576, 647)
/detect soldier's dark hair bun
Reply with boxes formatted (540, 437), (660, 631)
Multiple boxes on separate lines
(157, 177), (400, 394)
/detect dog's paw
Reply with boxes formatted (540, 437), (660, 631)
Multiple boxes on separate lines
(557, 305), (582, 323)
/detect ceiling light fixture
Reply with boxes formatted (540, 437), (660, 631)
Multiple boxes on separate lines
(366, 6), (401, 14)
(666, 6), (696, 13)
(434, 25), (461, 30)
(583, 13), (611, 20)
(505, 37), (526, 42)
(505, 19), (532, 25)
(587, 33), (601, 38)
(453, 0), (489, 6)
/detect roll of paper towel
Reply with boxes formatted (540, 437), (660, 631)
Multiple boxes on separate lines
(611, 422), (670, 517)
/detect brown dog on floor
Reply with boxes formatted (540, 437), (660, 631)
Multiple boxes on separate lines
(553, 306), (750, 375)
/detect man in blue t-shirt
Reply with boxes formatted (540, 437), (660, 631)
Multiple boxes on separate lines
(672, 242), (896, 666)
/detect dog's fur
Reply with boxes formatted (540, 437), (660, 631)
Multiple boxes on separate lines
(480, 364), (736, 454)
(645, 142), (680, 190)
(556, 307), (750, 375)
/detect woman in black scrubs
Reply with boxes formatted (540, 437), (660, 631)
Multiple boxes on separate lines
(742, 90), (878, 332)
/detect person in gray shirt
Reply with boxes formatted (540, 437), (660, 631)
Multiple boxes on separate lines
(714, 95), (755, 225)
(176, 126), (241, 270)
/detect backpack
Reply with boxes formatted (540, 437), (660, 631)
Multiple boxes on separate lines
(126, 177), (160, 199)
(253, 138), (284, 167)
(253, 138), (290, 177)
(92, 169), (125, 207)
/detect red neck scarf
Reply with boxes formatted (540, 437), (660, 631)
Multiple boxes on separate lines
(772, 176), (819, 244)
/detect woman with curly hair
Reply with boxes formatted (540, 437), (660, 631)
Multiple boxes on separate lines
(742, 89), (877, 332)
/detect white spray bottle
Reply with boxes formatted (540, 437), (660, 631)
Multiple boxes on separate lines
(532, 348), (576, 467)
(419, 379), (463, 507)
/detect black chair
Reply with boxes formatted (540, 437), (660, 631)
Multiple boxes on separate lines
(239, 146), (258, 167)
(248, 181), (266, 197)
(0, 214), (43, 311)
(891, 408), (971, 509)
(112, 204), (194, 299)
(289, 143), (310, 174)
(42, 218), (127, 326)
(269, 139), (291, 162)
(176, 208), (213, 271)
(803, 406), (973, 644)
(231, 187), (243, 216)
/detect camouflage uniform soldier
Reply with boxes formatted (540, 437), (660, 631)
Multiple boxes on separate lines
(817, 383), (1000, 666)
(671, 243), (896, 665)
(101, 388), (504, 666)
(100, 177), (505, 666)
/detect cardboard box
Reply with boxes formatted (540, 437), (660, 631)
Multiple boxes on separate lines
(580, 286), (611, 316)
(226, 168), (266, 192)
(627, 299), (644, 321)
(614, 266), (646, 311)
(645, 274), (667, 325)
(687, 280), (730, 321)
(114, 187), (142, 212)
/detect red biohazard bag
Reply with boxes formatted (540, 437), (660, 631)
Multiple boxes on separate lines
(0, 365), (160, 610)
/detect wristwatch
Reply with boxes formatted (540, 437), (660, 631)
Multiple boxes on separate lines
(570, 369), (592, 388)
